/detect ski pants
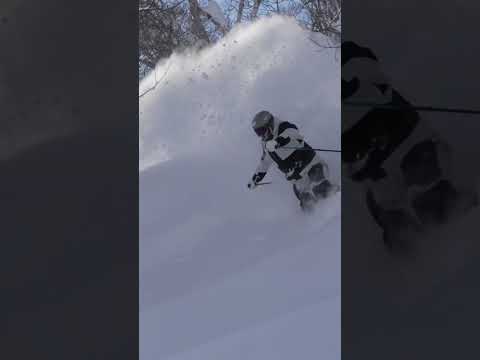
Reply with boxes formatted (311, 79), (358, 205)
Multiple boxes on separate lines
(291, 155), (333, 203)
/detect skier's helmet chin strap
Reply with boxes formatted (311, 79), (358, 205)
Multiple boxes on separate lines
(263, 127), (273, 141)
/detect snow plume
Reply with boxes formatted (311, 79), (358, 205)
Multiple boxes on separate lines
(140, 15), (340, 360)
(139, 15), (340, 174)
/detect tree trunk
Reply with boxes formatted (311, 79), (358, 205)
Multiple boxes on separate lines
(236, 0), (245, 23)
(188, 0), (210, 44)
(251, 0), (263, 19)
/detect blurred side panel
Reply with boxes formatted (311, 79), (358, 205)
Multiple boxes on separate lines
(0, 1), (139, 359)
(342, 1), (480, 359)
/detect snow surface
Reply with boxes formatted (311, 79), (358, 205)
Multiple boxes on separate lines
(140, 16), (340, 360)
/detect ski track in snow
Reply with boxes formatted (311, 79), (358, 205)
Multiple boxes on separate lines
(140, 16), (340, 360)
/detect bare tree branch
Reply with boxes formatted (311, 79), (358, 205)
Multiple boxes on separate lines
(308, 36), (340, 49)
(139, 61), (173, 99)
(138, 0), (341, 77)
(188, 0), (211, 43)
(199, 7), (229, 34)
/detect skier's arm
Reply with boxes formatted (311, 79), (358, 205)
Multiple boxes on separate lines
(275, 123), (303, 148)
(342, 42), (392, 103)
(248, 148), (273, 189)
(255, 147), (273, 175)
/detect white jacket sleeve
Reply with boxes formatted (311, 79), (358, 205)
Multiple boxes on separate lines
(342, 56), (392, 104)
(276, 127), (304, 147)
(255, 145), (273, 175)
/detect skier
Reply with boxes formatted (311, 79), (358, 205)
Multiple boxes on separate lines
(248, 110), (338, 212)
(342, 40), (478, 249)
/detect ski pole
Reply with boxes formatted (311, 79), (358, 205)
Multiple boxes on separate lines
(343, 101), (480, 115)
(282, 146), (341, 153)
(256, 181), (272, 186)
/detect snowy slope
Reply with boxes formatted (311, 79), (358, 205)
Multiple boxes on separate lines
(140, 16), (340, 360)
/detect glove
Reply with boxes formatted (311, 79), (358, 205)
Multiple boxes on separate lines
(247, 172), (266, 189)
(265, 139), (278, 152)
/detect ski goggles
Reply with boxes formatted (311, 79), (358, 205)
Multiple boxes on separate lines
(254, 126), (267, 137)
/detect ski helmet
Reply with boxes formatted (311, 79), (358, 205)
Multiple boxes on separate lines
(251, 110), (274, 138)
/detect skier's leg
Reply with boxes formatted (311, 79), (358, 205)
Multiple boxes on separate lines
(366, 189), (420, 252)
(411, 179), (458, 225)
(293, 183), (301, 201)
(401, 139), (476, 224)
(400, 139), (443, 187)
(313, 180), (335, 198)
(307, 162), (339, 199)
(292, 177), (315, 212)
